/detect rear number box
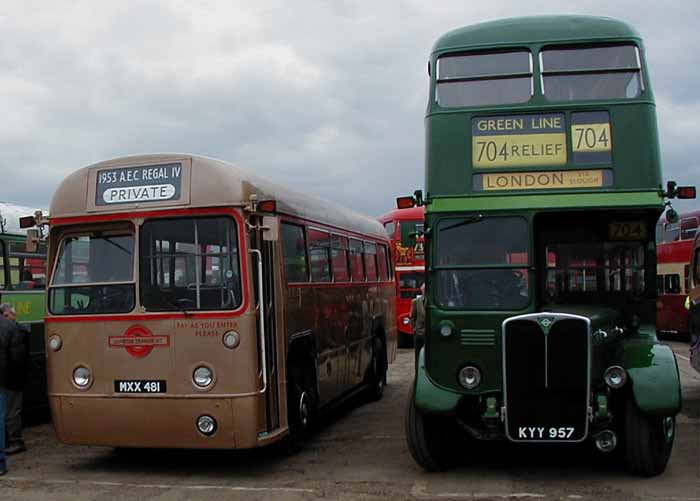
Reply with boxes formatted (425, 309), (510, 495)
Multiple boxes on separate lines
(114, 380), (166, 393)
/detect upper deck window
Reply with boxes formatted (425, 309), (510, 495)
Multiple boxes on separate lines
(541, 44), (643, 101)
(50, 233), (135, 314)
(436, 50), (533, 108)
(140, 217), (242, 311)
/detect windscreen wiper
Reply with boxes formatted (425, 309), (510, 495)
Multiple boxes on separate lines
(441, 214), (484, 232)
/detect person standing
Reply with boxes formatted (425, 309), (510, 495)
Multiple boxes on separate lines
(410, 284), (427, 357)
(0, 304), (29, 455)
(0, 313), (15, 475)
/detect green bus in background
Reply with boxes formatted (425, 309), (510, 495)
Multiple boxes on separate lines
(403, 16), (693, 476)
(0, 202), (48, 410)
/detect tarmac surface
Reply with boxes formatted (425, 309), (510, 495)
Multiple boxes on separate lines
(1, 341), (698, 500)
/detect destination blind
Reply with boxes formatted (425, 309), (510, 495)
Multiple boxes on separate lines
(472, 113), (567, 168)
(95, 163), (183, 206)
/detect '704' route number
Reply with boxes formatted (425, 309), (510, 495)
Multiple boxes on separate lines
(518, 426), (575, 440)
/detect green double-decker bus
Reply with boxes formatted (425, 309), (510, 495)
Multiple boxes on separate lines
(405, 16), (689, 476)
(0, 202), (48, 410)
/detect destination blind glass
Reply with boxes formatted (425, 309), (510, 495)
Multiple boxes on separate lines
(95, 163), (183, 205)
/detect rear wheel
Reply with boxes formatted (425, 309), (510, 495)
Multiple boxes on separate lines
(623, 397), (675, 476)
(405, 385), (456, 471)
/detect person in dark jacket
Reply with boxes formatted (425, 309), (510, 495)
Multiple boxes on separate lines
(0, 314), (15, 475)
(0, 304), (29, 455)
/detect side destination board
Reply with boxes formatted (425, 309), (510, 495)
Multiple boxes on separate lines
(472, 113), (566, 168)
(96, 163), (183, 206)
(473, 169), (613, 192)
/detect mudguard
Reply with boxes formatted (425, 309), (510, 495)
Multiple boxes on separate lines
(622, 338), (682, 416)
(413, 347), (460, 414)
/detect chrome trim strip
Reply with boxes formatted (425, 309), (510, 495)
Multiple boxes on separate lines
(502, 312), (591, 443)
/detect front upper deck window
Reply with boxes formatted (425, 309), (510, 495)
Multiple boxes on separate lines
(435, 216), (530, 309)
(541, 44), (643, 101)
(436, 50), (533, 108)
(50, 233), (135, 314)
(140, 217), (242, 311)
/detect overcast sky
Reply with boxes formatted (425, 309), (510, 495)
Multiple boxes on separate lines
(1, 0), (699, 216)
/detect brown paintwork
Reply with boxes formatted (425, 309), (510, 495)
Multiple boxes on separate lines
(46, 154), (396, 449)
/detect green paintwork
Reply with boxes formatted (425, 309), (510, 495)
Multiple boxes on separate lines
(414, 347), (460, 413)
(622, 339), (682, 416)
(0, 291), (46, 323)
(432, 16), (641, 53)
(430, 192), (663, 213)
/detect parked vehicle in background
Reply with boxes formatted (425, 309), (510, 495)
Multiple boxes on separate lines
(35, 154), (396, 451)
(0, 202), (48, 410)
(403, 15), (692, 476)
(378, 206), (425, 346)
(656, 211), (699, 338)
(684, 226), (700, 374)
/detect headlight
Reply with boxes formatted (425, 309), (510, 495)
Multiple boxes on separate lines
(604, 365), (627, 389)
(439, 321), (454, 337)
(197, 415), (217, 436)
(402, 317), (411, 325)
(458, 366), (481, 389)
(222, 330), (240, 349)
(73, 366), (91, 388)
(48, 335), (63, 352)
(193, 366), (213, 388)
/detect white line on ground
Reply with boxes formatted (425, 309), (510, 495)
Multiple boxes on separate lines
(1, 477), (317, 494)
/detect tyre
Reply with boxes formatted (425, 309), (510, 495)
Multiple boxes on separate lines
(366, 338), (386, 401)
(405, 385), (456, 471)
(284, 368), (316, 454)
(623, 397), (675, 476)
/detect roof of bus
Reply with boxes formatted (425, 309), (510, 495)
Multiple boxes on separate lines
(432, 15), (641, 53)
(49, 154), (388, 239)
(377, 206), (425, 223)
(0, 201), (45, 236)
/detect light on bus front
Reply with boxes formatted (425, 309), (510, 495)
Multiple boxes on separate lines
(458, 366), (481, 390)
(222, 330), (241, 349)
(604, 365), (627, 389)
(48, 335), (63, 352)
(193, 366), (214, 388)
(73, 366), (91, 388)
(197, 415), (217, 436)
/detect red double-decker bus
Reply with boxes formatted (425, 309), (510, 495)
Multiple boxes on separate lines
(656, 210), (700, 337)
(378, 206), (425, 346)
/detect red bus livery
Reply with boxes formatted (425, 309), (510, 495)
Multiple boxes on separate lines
(656, 211), (699, 336)
(378, 206), (425, 346)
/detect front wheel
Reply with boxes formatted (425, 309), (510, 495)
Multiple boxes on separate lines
(405, 385), (456, 471)
(623, 397), (675, 476)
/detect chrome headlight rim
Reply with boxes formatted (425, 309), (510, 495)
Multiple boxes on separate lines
(196, 414), (218, 436)
(603, 365), (627, 389)
(48, 335), (63, 352)
(72, 365), (93, 390)
(193, 365), (214, 389)
(458, 365), (482, 390)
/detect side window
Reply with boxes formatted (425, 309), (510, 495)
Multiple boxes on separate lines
(664, 223), (680, 243)
(665, 274), (681, 294)
(282, 223), (308, 283)
(377, 244), (389, 281)
(384, 221), (395, 239)
(364, 242), (378, 281)
(308, 229), (331, 282)
(655, 223), (663, 244)
(656, 274), (664, 294)
(681, 218), (699, 241)
(0, 241), (5, 288)
(331, 235), (349, 282)
(8, 241), (47, 290)
(349, 238), (365, 282)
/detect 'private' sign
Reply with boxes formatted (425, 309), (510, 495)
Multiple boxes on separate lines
(95, 163), (183, 205)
